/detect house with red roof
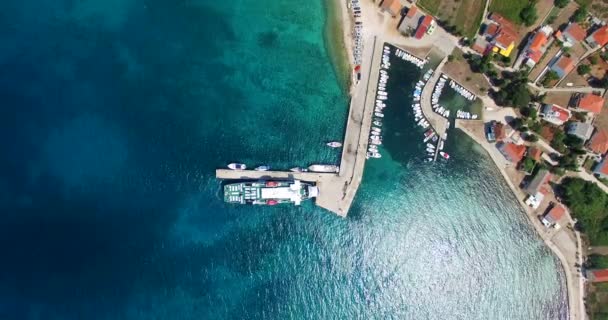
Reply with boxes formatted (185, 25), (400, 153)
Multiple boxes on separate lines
(497, 142), (526, 163)
(550, 55), (575, 78)
(576, 93), (605, 114)
(594, 157), (608, 179)
(380, 0), (402, 18)
(587, 128), (608, 155)
(484, 13), (518, 57)
(522, 26), (553, 68)
(527, 146), (543, 162)
(540, 104), (571, 126)
(541, 204), (566, 228)
(524, 169), (552, 210)
(398, 6), (424, 35)
(414, 15), (434, 40)
(558, 23), (587, 47)
(586, 25), (608, 49)
(588, 269), (608, 282)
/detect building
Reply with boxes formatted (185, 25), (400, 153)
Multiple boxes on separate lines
(588, 269), (608, 282)
(585, 25), (608, 49)
(486, 121), (506, 142)
(540, 104), (571, 126)
(525, 169), (552, 195)
(524, 169), (552, 210)
(414, 15), (435, 40)
(497, 142), (527, 163)
(594, 157), (608, 179)
(550, 55), (575, 79)
(567, 122), (595, 141)
(576, 93), (605, 114)
(486, 13), (518, 57)
(557, 23), (587, 47)
(398, 6), (423, 35)
(522, 26), (553, 68)
(527, 146), (543, 162)
(380, 0), (402, 17)
(587, 128), (608, 155)
(541, 204), (566, 228)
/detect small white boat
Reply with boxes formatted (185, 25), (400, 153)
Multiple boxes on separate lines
(440, 151), (450, 160)
(373, 121), (382, 126)
(374, 112), (384, 118)
(290, 167), (309, 172)
(228, 163), (246, 170)
(427, 143), (435, 149)
(371, 131), (380, 136)
(367, 152), (381, 159)
(326, 141), (343, 148)
(255, 165), (270, 171)
(372, 127), (381, 132)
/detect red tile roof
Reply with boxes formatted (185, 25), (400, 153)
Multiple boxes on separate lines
(415, 16), (433, 39)
(500, 143), (527, 163)
(556, 56), (575, 74)
(489, 13), (516, 33)
(406, 5), (418, 18)
(592, 269), (608, 282)
(381, 0), (402, 15)
(597, 159), (608, 176)
(494, 122), (506, 141)
(528, 147), (543, 161)
(547, 205), (566, 222)
(528, 50), (543, 63)
(485, 24), (499, 37)
(591, 25), (608, 47)
(588, 129), (608, 154)
(530, 32), (548, 51)
(547, 104), (571, 122)
(472, 42), (487, 54)
(578, 93), (605, 113)
(564, 23), (587, 42)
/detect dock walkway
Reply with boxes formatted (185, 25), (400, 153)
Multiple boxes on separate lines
(420, 57), (449, 142)
(216, 36), (384, 216)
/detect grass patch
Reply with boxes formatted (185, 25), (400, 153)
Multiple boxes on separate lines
(489, 0), (530, 25)
(588, 281), (608, 320)
(418, 0), (486, 38)
(417, 0), (441, 14)
(589, 254), (608, 269)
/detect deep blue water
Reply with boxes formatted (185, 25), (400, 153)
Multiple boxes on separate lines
(0, 1), (567, 319)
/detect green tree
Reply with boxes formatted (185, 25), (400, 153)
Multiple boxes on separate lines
(577, 64), (591, 75)
(448, 54), (455, 62)
(522, 156), (536, 172)
(572, 6), (588, 23)
(542, 70), (559, 86)
(589, 55), (599, 65)
(551, 129), (567, 153)
(525, 133), (539, 142)
(521, 3), (538, 26)
(555, 0), (569, 8)
(560, 177), (608, 245)
(564, 134), (584, 149)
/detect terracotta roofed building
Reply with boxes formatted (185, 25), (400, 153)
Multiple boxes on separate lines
(587, 128), (608, 155)
(577, 93), (605, 114)
(586, 25), (608, 48)
(380, 0), (402, 17)
(540, 104), (571, 126)
(497, 142), (527, 163)
(541, 204), (566, 227)
(561, 23), (586, 46)
(550, 55), (575, 78)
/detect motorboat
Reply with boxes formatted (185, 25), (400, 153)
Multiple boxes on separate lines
(367, 152), (381, 159)
(290, 167), (309, 172)
(374, 112), (384, 118)
(373, 120), (382, 126)
(440, 151), (450, 160)
(326, 141), (343, 148)
(228, 163), (246, 170)
(427, 143), (435, 149)
(255, 165), (270, 171)
(372, 127), (381, 132)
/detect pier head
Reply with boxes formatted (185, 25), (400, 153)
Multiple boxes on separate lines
(216, 36), (384, 217)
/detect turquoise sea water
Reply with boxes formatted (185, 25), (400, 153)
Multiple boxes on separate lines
(0, 0), (567, 319)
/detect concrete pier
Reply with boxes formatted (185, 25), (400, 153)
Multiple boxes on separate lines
(216, 36), (384, 217)
(420, 57), (450, 145)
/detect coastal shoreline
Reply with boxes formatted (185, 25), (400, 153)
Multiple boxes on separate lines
(324, 0), (353, 95)
(330, 0), (356, 95)
(456, 121), (581, 320)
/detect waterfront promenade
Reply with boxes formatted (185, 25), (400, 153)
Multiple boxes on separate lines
(420, 58), (449, 140)
(217, 36), (383, 217)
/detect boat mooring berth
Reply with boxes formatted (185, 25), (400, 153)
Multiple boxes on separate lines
(216, 36), (384, 217)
